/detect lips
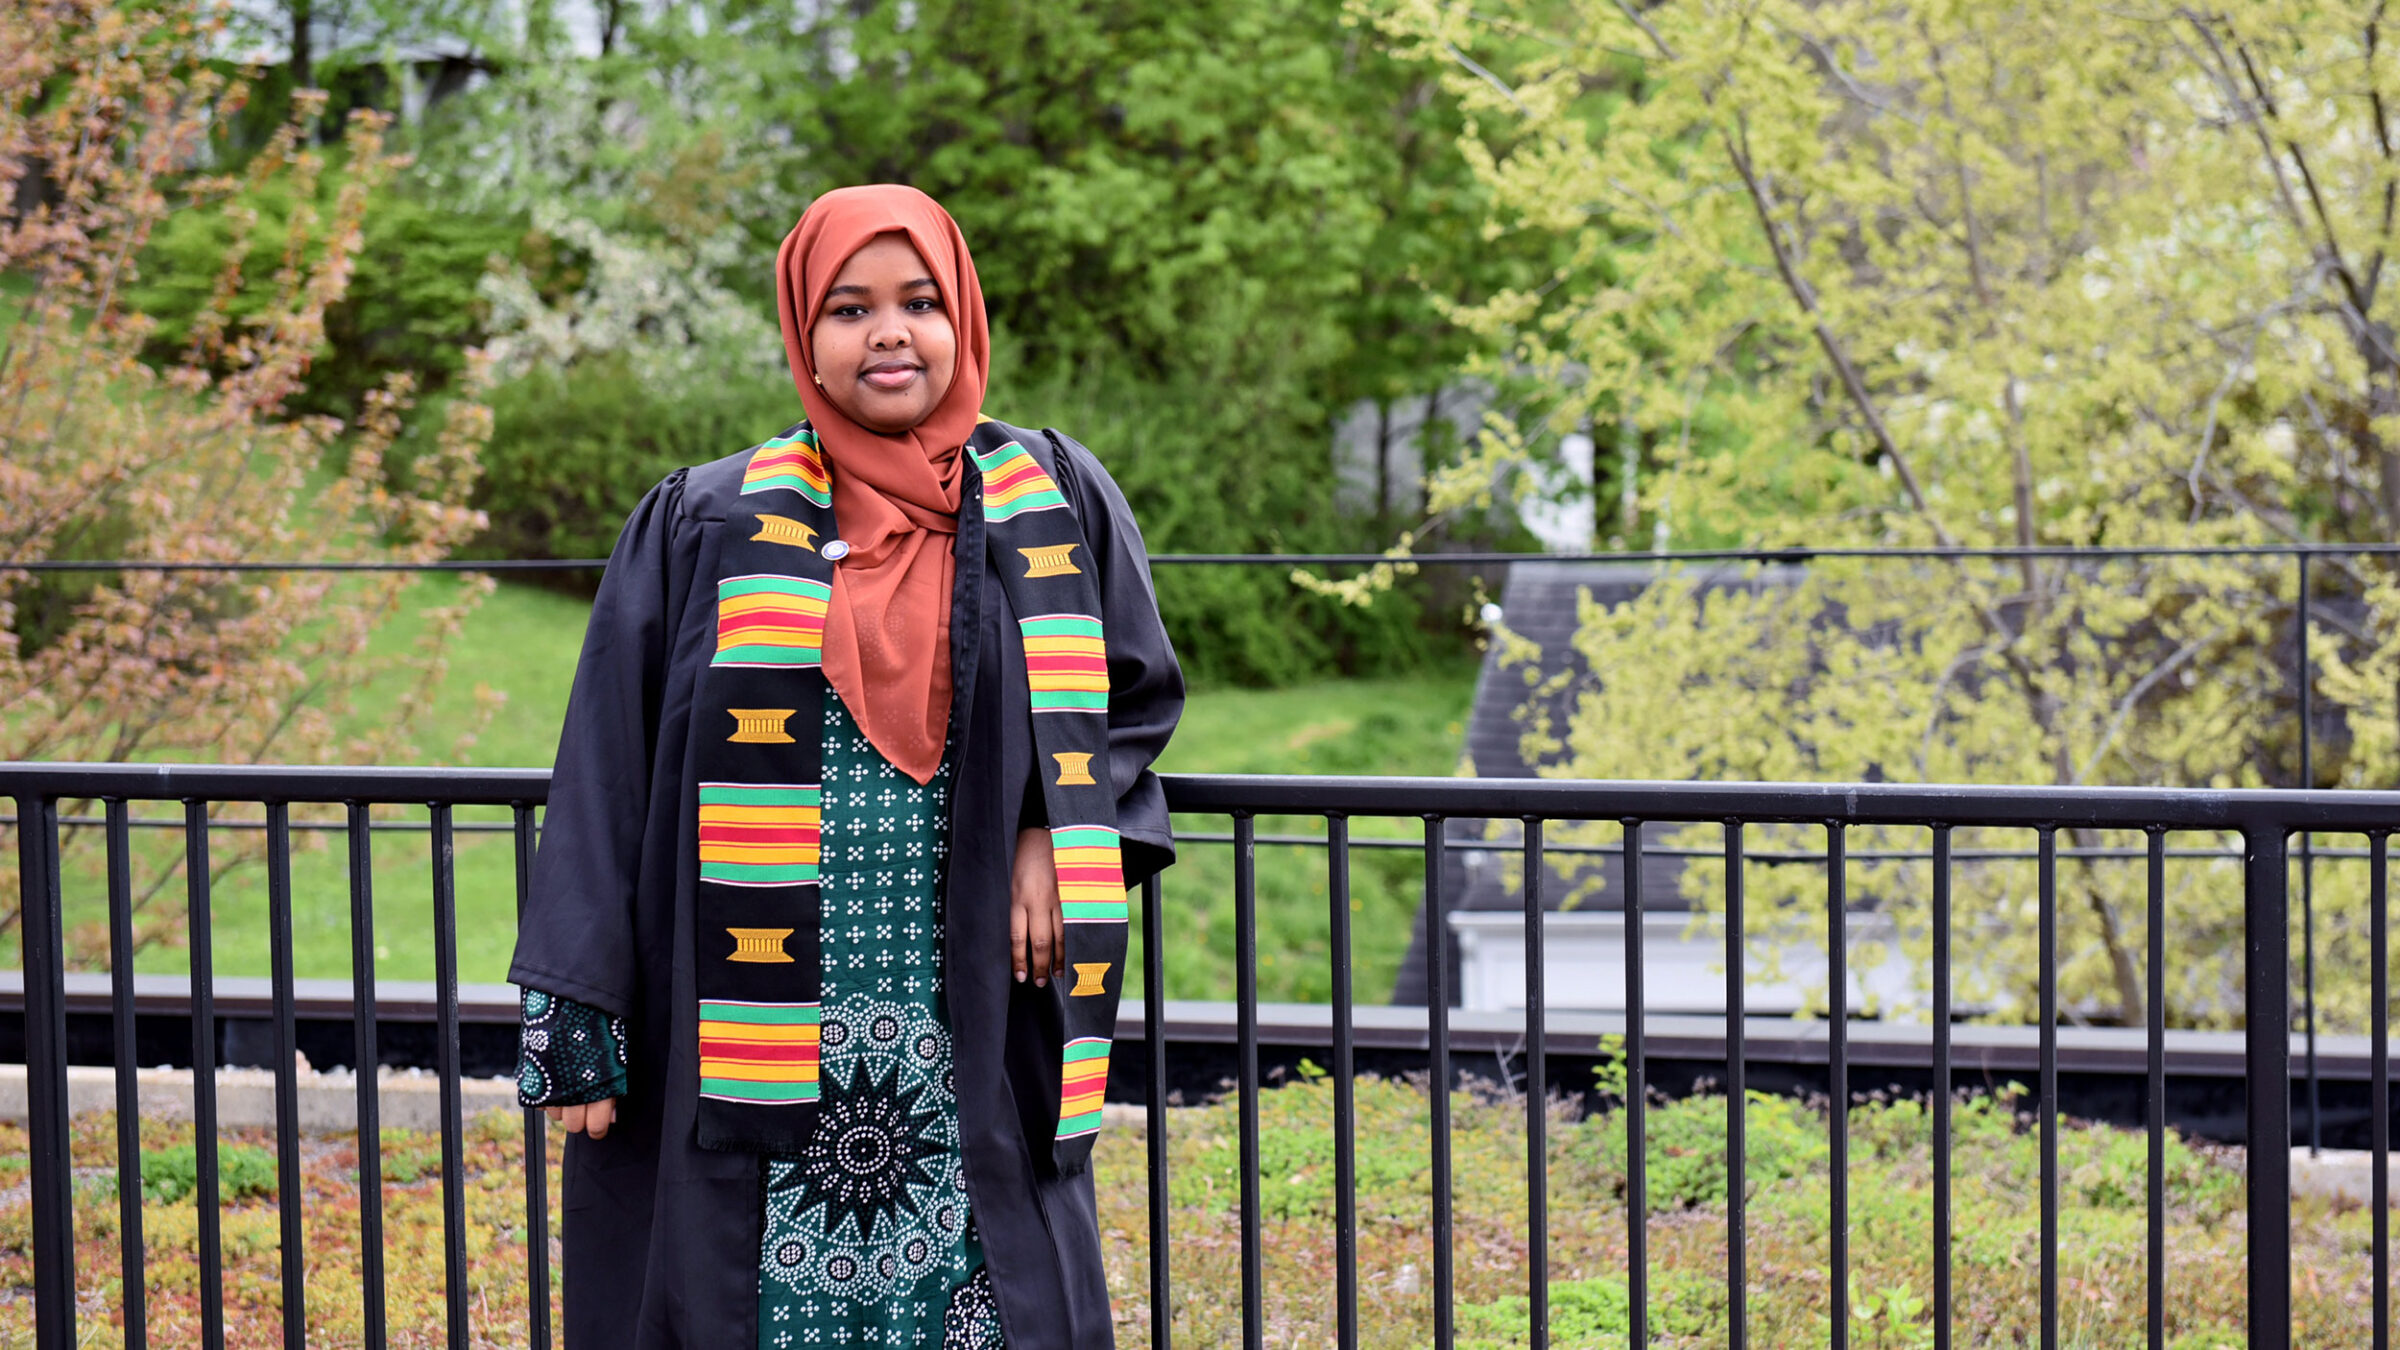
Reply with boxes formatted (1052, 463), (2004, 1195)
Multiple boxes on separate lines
(861, 361), (921, 391)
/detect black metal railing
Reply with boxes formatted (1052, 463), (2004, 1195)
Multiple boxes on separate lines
(6, 762), (2396, 1349)
(18, 538), (2397, 1155)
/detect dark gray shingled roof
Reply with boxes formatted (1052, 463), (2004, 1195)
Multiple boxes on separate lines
(1389, 560), (1805, 1005)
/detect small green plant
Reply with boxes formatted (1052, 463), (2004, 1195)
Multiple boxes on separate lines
(139, 1142), (278, 1206)
(1590, 1034), (1628, 1101)
(1580, 1087), (1829, 1213)
(1456, 1272), (1723, 1346)
(378, 1128), (446, 1185)
(1851, 1278), (1935, 1349)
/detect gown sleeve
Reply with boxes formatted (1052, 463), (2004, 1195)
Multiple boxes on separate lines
(506, 469), (690, 1019)
(516, 987), (631, 1107)
(1046, 431), (1185, 888)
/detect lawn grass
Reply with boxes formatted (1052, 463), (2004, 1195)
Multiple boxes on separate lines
(25, 574), (1480, 1001)
(3, 1077), (2378, 1347)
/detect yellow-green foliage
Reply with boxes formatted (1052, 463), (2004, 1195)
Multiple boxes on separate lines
(1093, 1074), (2373, 1346)
(1364, 0), (2400, 1030)
(0, 1079), (2380, 1346)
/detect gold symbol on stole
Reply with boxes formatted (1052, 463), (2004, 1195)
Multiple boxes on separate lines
(726, 927), (795, 963)
(1069, 962), (1110, 996)
(1052, 752), (1095, 786)
(751, 515), (819, 550)
(1018, 543), (1081, 578)
(727, 709), (798, 744)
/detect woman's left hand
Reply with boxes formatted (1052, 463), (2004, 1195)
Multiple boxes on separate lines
(1010, 826), (1065, 986)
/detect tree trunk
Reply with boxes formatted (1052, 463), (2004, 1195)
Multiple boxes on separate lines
(1618, 413), (1640, 538)
(601, 0), (625, 57)
(289, 0), (313, 91)
(2069, 828), (2147, 1027)
(1420, 388), (1441, 517)
(1375, 399), (1391, 520)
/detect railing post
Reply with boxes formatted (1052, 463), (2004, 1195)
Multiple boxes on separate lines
(16, 794), (76, 1349)
(2244, 824), (2292, 1350)
(2297, 551), (2319, 1156)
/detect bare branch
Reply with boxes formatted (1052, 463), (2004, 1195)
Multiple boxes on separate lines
(1611, 0), (1675, 60)
(1724, 115), (1957, 545)
(1443, 42), (1534, 116)
(2074, 627), (2228, 785)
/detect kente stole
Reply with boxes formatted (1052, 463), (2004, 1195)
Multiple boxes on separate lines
(692, 419), (1126, 1169)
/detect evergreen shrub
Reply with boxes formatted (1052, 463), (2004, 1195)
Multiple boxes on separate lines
(457, 351), (802, 564)
(130, 175), (522, 417)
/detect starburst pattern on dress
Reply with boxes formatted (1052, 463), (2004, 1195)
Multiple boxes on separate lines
(784, 1057), (947, 1243)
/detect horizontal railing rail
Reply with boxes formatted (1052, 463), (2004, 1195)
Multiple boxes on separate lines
(5, 761), (2394, 1350)
(10, 538), (2383, 1156)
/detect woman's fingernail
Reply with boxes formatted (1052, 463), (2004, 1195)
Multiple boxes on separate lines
(1016, 970), (1025, 982)
(1034, 977), (1046, 987)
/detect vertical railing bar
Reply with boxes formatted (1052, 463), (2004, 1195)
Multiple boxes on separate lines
(1142, 871), (1172, 1350)
(19, 793), (75, 1349)
(2371, 830), (2389, 1350)
(512, 805), (550, 1350)
(105, 799), (147, 1350)
(2244, 825), (2293, 1350)
(267, 802), (306, 1350)
(1426, 815), (1456, 1350)
(1828, 821), (1848, 1350)
(1523, 816), (1549, 1350)
(1329, 815), (1360, 1350)
(2147, 827), (2167, 1350)
(1623, 818), (1647, 1350)
(2299, 552), (2320, 1156)
(186, 801), (225, 1350)
(348, 802), (388, 1350)
(1725, 822), (1746, 1350)
(2039, 826), (2060, 1350)
(1234, 812), (1264, 1350)
(430, 803), (471, 1349)
(1932, 824), (1953, 1350)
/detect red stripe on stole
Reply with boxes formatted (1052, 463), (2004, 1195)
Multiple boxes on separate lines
(1055, 865), (1121, 886)
(985, 459), (1050, 494)
(699, 1041), (819, 1064)
(719, 615), (821, 636)
(1027, 653), (1107, 673)
(752, 448), (825, 475)
(700, 816), (820, 835)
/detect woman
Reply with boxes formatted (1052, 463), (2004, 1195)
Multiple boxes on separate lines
(509, 184), (1184, 1350)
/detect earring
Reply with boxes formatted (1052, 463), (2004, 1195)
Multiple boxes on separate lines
(813, 373), (823, 386)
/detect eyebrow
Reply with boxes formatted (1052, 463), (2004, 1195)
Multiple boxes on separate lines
(825, 278), (940, 300)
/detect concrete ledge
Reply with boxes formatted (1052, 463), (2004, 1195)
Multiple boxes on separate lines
(2293, 1147), (2399, 1207)
(0, 1063), (520, 1134)
(0, 1064), (1147, 1139)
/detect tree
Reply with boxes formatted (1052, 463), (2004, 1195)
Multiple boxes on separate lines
(1369, 0), (2400, 1028)
(1, 0), (492, 949)
(403, 0), (1551, 680)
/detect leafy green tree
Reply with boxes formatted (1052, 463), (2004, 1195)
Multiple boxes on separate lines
(394, 0), (1546, 677)
(439, 0), (1535, 417)
(1371, 0), (2400, 1027)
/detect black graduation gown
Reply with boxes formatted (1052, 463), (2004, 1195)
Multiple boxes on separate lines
(508, 432), (1184, 1350)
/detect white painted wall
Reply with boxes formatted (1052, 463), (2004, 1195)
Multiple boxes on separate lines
(1448, 910), (1930, 1017)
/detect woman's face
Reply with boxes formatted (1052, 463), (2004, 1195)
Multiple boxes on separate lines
(809, 233), (958, 434)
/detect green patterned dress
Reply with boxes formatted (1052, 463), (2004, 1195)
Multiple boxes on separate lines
(518, 696), (1005, 1349)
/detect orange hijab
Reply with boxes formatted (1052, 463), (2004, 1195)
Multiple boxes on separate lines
(774, 185), (992, 784)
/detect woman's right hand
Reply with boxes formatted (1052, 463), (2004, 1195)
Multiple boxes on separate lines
(546, 1098), (616, 1139)
(1011, 826), (1065, 986)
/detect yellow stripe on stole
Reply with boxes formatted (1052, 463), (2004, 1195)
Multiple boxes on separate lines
(699, 1023), (824, 1044)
